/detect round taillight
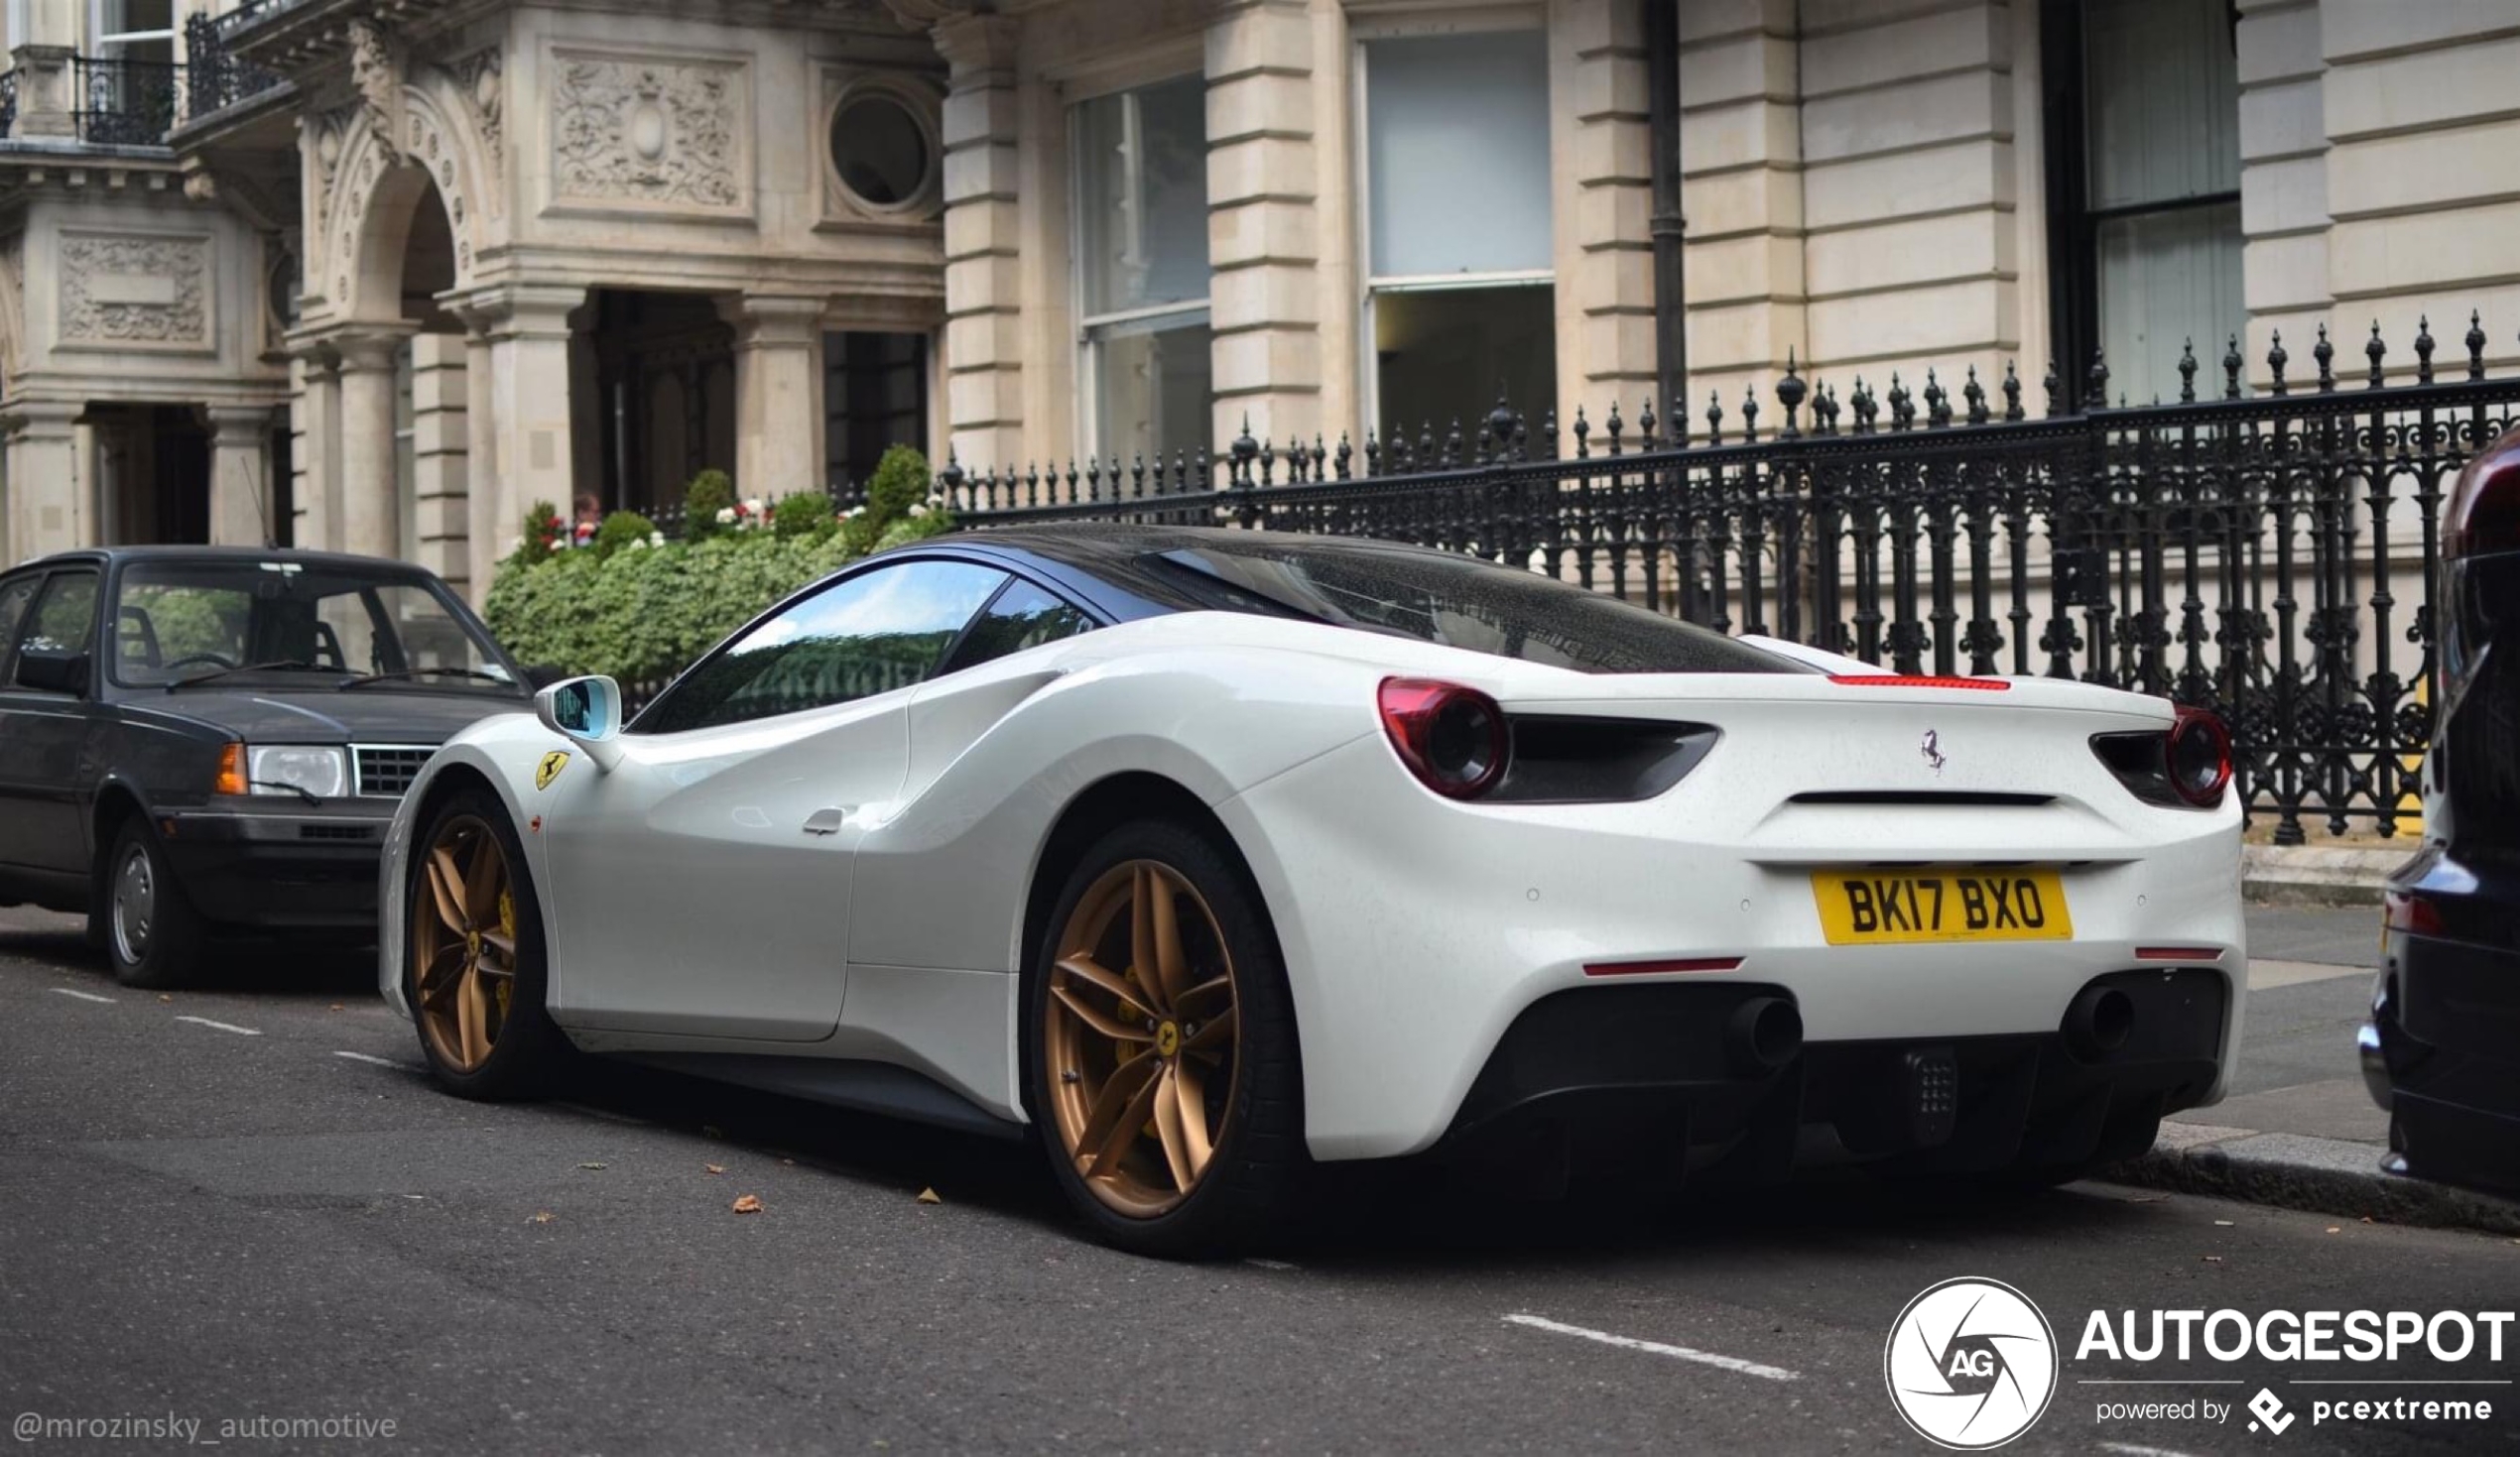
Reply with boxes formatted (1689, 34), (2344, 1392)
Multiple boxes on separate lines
(2167, 705), (2231, 807)
(1378, 677), (1509, 799)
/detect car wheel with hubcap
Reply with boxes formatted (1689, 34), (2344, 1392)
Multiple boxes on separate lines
(1030, 818), (1303, 1257)
(99, 818), (207, 990)
(407, 790), (570, 1099)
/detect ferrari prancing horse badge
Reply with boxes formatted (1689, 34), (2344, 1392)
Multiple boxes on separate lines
(536, 751), (569, 790)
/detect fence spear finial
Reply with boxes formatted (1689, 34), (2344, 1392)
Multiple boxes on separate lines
(2003, 361), (2024, 421)
(2314, 323), (2335, 393)
(2266, 330), (2288, 396)
(2366, 320), (2386, 389)
(2179, 338), (2199, 402)
(2416, 314), (2436, 384)
(2467, 309), (2488, 380)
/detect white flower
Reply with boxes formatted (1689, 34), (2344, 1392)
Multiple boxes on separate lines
(547, 539), (566, 551)
(624, 537), (647, 551)
(908, 503), (930, 519)
(843, 505), (864, 519)
(714, 506), (736, 525)
(742, 497), (765, 514)
(648, 530), (666, 547)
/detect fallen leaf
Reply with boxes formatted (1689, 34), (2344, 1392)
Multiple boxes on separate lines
(2361, 1215), (2375, 1224)
(529, 1211), (554, 1225)
(577, 1161), (607, 1170)
(2202, 1255), (2223, 1263)
(328, 1003), (344, 1012)
(917, 1187), (943, 1205)
(157, 994), (172, 1003)
(2327, 1226), (2341, 1234)
(704, 1163), (725, 1175)
(781, 1157), (796, 1166)
(2213, 1219), (2234, 1226)
(731, 1194), (763, 1214)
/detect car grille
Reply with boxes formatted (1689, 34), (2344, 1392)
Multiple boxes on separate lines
(352, 745), (434, 798)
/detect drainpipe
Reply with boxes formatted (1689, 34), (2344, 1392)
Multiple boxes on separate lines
(1646, 0), (1686, 424)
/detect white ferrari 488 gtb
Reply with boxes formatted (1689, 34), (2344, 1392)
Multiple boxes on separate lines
(381, 525), (2244, 1255)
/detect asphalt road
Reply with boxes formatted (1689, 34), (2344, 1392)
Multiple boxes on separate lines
(3, 905), (2512, 1456)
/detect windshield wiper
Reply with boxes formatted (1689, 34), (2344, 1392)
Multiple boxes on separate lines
(338, 667), (512, 690)
(166, 661), (346, 689)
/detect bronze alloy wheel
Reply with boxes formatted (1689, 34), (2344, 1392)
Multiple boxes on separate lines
(1044, 860), (1241, 1218)
(412, 813), (520, 1073)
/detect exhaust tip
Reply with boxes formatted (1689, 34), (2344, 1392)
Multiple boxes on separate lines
(1727, 996), (1804, 1076)
(2064, 985), (2135, 1060)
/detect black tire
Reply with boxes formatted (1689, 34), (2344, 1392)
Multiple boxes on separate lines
(404, 789), (572, 1100)
(1025, 818), (1306, 1258)
(99, 817), (208, 990)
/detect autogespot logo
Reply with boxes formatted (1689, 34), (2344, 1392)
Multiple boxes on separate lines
(1885, 1277), (2061, 1449)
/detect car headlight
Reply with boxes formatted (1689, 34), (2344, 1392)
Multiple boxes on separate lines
(232, 744), (349, 799)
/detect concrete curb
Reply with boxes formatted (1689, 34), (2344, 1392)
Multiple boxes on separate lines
(2103, 1121), (2520, 1237)
(2240, 844), (2415, 908)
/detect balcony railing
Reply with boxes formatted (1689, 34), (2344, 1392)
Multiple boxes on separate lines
(213, 0), (318, 42)
(184, 12), (283, 123)
(0, 70), (17, 139)
(73, 56), (185, 146)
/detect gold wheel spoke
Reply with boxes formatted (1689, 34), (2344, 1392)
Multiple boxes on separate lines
(425, 850), (468, 933)
(1149, 871), (1190, 1009)
(462, 834), (502, 926)
(1054, 954), (1143, 1018)
(1171, 1055), (1213, 1181)
(1185, 1008), (1235, 1052)
(1176, 975), (1233, 1023)
(1150, 1064), (1196, 1192)
(1085, 1062), (1165, 1179)
(454, 964), (488, 1067)
(416, 945), (466, 1007)
(1051, 983), (1154, 1043)
(1128, 865), (1168, 1014)
(479, 929), (517, 965)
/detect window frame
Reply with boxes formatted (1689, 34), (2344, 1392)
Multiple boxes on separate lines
(12, 567), (103, 694)
(631, 552), (1105, 735)
(1068, 69), (1215, 463)
(935, 572), (1102, 676)
(0, 570), (46, 686)
(1350, 18), (1558, 440)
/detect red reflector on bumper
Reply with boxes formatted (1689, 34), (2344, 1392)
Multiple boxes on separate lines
(2382, 890), (2443, 936)
(1583, 956), (1744, 977)
(1827, 674), (2010, 690)
(2134, 946), (2223, 962)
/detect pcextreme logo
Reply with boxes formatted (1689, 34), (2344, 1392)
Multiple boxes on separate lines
(1884, 1276), (2061, 1449)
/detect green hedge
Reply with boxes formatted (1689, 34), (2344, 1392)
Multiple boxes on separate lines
(483, 451), (951, 684)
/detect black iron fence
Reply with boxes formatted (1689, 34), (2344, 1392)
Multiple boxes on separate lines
(184, 13), (282, 122)
(72, 57), (185, 146)
(940, 318), (2520, 844)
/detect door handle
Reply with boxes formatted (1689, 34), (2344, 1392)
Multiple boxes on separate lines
(802, 807), (846, 836)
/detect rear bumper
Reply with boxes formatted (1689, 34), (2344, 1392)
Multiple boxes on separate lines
(2368, 926), (2520, 1197)
(160, 807), (393, 930)
(1438, 970), (2224, 1181)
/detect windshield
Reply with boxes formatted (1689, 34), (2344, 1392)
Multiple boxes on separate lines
(110, 560), (515, 690)
(1145, 541), (1809, 674)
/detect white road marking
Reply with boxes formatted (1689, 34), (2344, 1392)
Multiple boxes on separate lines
(2101, 1442), (2205, 1457)
(50, 987), (115, 1004)
(1501, 1313), (1800, 1382)
(173, 1015), (261, 1036)
(332, 1050), (400, 1067)
(1243, 1258), (1299, 1272)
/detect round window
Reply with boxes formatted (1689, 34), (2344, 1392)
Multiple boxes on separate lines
(829, 92), (931, 208)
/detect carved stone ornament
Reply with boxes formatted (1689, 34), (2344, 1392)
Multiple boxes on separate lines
(550, 52), (746, 212)
(434, 47), (504, 170)
(349, 20), (404, 166)
(59, 233), (210, 349)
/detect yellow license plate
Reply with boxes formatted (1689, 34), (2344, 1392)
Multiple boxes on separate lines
(1811, 869), (2074, 946)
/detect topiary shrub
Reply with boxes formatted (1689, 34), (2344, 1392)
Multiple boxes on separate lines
(683, 468), (735, 541)
(591, 510), (659, 560)
(864, 445), (930, 521)
(773, 491), (834, 542)
(505, 500), (567, 569)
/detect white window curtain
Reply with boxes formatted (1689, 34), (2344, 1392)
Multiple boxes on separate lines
(1073, 73), (1213, 464)
(1362, 29), (1557, 443)
(2084, 0), (2243, 406)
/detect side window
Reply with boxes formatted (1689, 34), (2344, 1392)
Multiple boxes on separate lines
(639, 560), (1008, 734)
(0, 575), (39, 676)
(945, 579), (1095, 674)
(15, 572), (100, 687)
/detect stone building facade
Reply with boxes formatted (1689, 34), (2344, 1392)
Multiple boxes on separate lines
(0, 0), (2511, 594)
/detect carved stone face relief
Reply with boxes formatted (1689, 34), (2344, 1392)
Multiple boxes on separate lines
(549, 51), (747, 214)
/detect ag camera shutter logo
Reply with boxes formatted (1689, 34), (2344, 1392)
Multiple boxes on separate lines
(1885, 1277), (2060, 1449)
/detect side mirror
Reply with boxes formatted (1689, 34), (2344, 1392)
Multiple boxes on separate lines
(16, 649), (90, 696)
(534, 674), (623, 771)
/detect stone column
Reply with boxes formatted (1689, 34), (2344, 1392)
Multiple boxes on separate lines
(7, 46), (77, 140)
(937, 14), (1026, 471)
(333, 327), (414, 561)
(2237, 0), (2329, 387)
(1680, 0), (1808, 418)
(409, 334), (470, 591)
(453, 283), (586, 579)
(462, 327), (498, 602)
(202, 404), (277, 547)
(1560, 0), (1656, 423)
(718, 295), (826, 501)
(3, 401), (86, 559)
(287, 342), (341, 549)
(1206, 0), (1322, 449)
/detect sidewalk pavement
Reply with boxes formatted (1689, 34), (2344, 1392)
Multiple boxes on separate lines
(2100, 902), (2520, 1235)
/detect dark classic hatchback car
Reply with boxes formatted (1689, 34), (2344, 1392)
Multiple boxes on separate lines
(0, 546), (540, 987)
